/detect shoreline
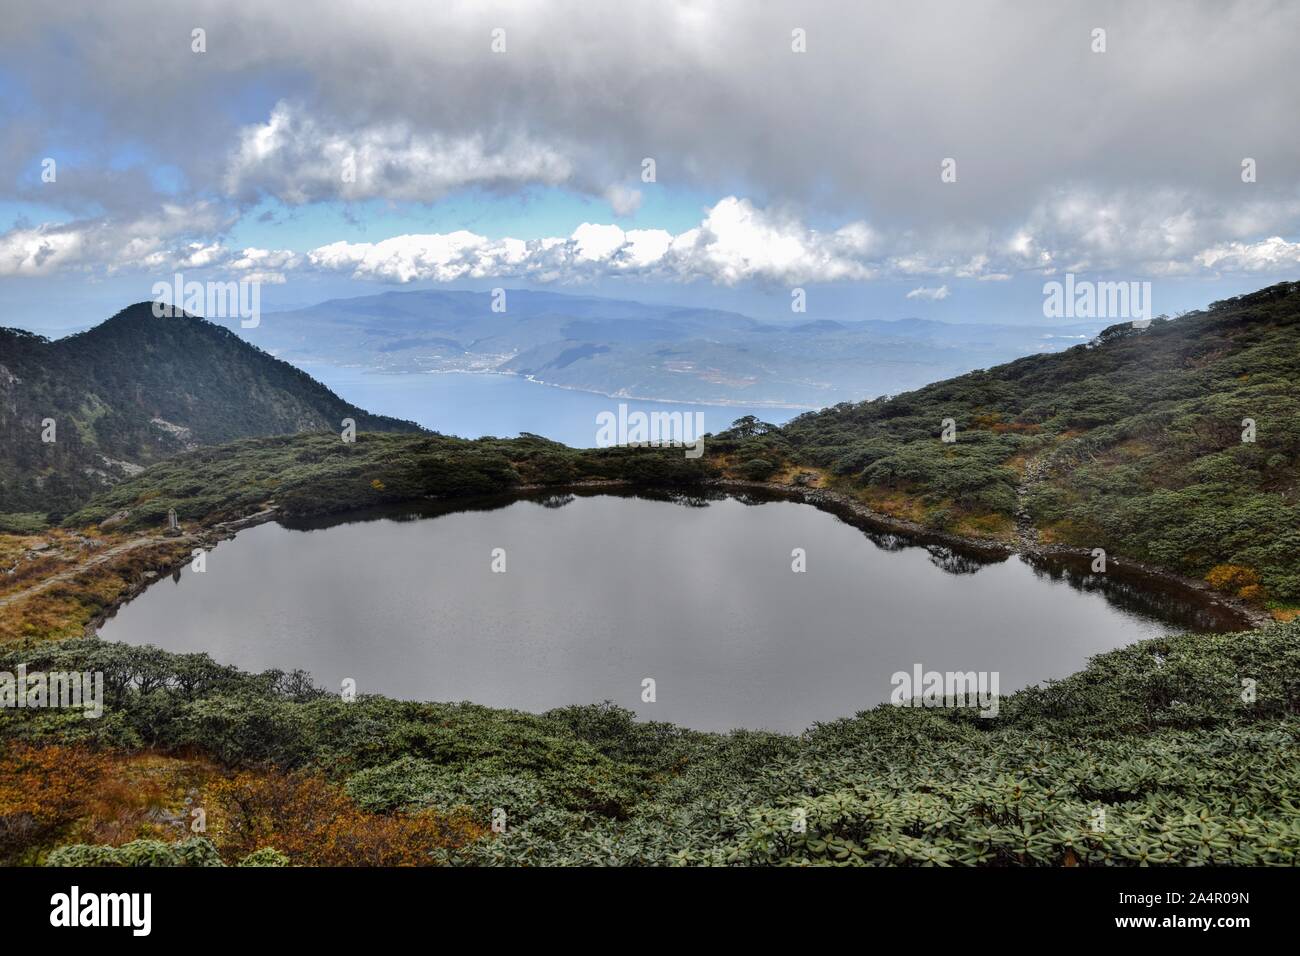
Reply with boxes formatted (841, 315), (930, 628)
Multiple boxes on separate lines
(80, 507), (279, 637)
(713, 478), (1270, 631)
(80, 477), (1269, 639)
(299, 361), (827, 413)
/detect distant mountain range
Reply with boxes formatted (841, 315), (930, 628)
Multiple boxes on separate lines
(232, 289), (1104, 407)
(0, 304), (420, 516)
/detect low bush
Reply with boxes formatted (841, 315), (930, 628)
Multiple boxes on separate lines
(4, 624), (1298, 865)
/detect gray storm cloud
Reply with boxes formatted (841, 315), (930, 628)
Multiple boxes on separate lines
(1, 0), (1297, 282)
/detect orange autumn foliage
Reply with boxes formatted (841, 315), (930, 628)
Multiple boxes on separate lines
(0, 744), (112, 861)
(0, 744), (218, 862)
(208, 770), (484, 866)
(1205, 564), (1263, 600)
(2, 744), (485, 866)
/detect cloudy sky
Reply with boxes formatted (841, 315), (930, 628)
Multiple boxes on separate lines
(1, 0), (1298, 331)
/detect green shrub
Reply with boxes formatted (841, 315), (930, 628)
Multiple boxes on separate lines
(46, 837), (225, 867)
(237, 847), (291, 867)
(739, 458), (777, 481)
(8, 624), (1300, 866)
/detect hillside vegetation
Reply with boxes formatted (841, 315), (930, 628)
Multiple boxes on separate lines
(2, 623), (1297, 865)
(0, 304), (421, 518)
(714, 282), (1300, 609)
(61, 432), (716, 531)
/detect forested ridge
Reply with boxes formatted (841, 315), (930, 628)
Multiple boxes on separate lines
(0, 303), (421, 519)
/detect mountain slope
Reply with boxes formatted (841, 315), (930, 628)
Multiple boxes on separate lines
(0, 303), (422, 517)
(716, 281), (1300, 607)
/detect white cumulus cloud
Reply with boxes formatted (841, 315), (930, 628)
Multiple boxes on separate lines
(1194, 237), (1300, 273)
(906, 285), (950, 301)
(224, 102), (577, 205)
(296, 197), (880, 285)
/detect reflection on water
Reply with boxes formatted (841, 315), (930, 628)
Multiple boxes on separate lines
(1019, 553), (1244, 634)
(103, 491), (1239, 733)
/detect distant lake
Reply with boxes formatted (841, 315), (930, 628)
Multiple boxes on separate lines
(300, 364), (804, 447)
(98, 491), (1235, 733)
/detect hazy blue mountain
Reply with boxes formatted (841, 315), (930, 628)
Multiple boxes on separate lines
(233, 289), (1102, 407)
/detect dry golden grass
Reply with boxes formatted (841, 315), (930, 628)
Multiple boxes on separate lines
(208, 771), (485, 866)
(953, 512), (1016, 541)
(1037, 519), (1091, 546)
(1003, 454), (1029, 476)
(0, 745), (215, 862)
(852, 484), (929, 524)
(0, 537), (194, 642)
(1, 744), (487, 866)
(767, 463), (829, 487)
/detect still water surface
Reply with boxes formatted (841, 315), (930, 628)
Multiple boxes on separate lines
(302, 364), (803, 447)
(100, 492), (1231, 732)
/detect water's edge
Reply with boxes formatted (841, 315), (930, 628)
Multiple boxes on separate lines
(717, 479), (1268, 630)
(87, 478), (1266, 641)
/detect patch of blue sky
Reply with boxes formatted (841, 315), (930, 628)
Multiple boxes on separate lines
(12, 143), (96, 189)
(148, 165), (188, 195)
(218, 73), (315, 125)
(0, 66), (29, 112)
(226, 182), (719, 252)
(0, 200), (76, 231)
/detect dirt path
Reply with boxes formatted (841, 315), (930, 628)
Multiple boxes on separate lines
(0, 534), (195, 609)
(1012, 452), (1053, 553)
(0, 507), (277, 612)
